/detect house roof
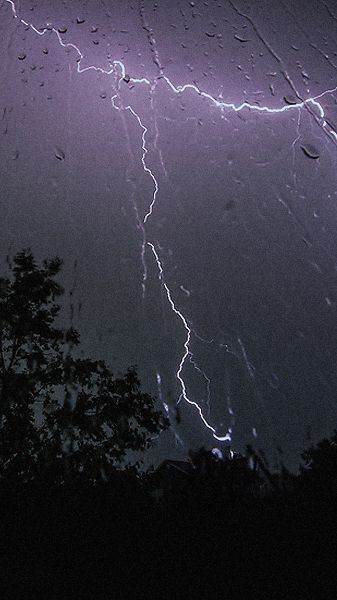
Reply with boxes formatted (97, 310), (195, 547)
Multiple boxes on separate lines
(158, 459), (193, 475)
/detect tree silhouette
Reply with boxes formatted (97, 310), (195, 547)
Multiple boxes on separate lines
(0, 250), (167, 486)
(296, 429), (337, 501)
(188, 446), (263, 499)
(301, 430), (337, 474)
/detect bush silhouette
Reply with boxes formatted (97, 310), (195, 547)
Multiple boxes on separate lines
(0, 250), (167, 486)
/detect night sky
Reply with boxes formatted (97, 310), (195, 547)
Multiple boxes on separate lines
(1, 0), (337, 470)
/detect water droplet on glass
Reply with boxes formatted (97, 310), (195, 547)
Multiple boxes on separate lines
(54, 147), (65, 161)
(234, 34), (250, 43)
(325, 118), (337, 132)
(284, 94), (298, 105)
(18, 52), (26, 61)
(301, 144), (319, 159)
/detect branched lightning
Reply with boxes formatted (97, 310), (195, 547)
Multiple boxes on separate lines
(122, 104), (159, 225)
(149, 242), (232, 442)
(5, 0), (337, 444)
(188, 354), (212, 418)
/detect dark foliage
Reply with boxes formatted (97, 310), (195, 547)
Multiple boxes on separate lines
(1, 435), (337, 599)
(0, 250), (167, 487)
(0, 251), (336, 599)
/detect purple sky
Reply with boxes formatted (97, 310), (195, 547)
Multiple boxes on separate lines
(2, 0), (337, 469)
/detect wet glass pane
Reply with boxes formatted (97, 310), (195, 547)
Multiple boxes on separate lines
(1, 0), (337, 469)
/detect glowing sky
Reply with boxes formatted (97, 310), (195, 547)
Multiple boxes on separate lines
(2, 0), (337, 469)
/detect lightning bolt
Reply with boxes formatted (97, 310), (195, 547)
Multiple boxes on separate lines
(4, 0), (337, 444)
(149, 242), (231, 443)
(188, 354), (212, 418)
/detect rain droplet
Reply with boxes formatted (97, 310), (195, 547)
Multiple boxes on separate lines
(123, 74), (131, 83)
(58, 26), (67, 34)
(325, 118), (337, 132)
(234, 34), (250, 42)
(301, 144), (319, 159)
(54, 147), (65, 161)
(43, 48), (49, 55)
(284, 94), (298, 105)
(76, 17), (85, 24)
(100, 91), (107, 99)
(18, 52), (26, 61)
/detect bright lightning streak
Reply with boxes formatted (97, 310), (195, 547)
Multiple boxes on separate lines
(5, 0), (337, 225)
(5, 0), (337, 443)
(163, 76), (336, 122)
(188, 354), (212, 418)
(149, 242), (231, 443)
(111, 93), (156, 291)
(120, 105), (159, 224)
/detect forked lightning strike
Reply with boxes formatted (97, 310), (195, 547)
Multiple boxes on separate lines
(5, 0), (337, 443)
(149, 243), (232, 442)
